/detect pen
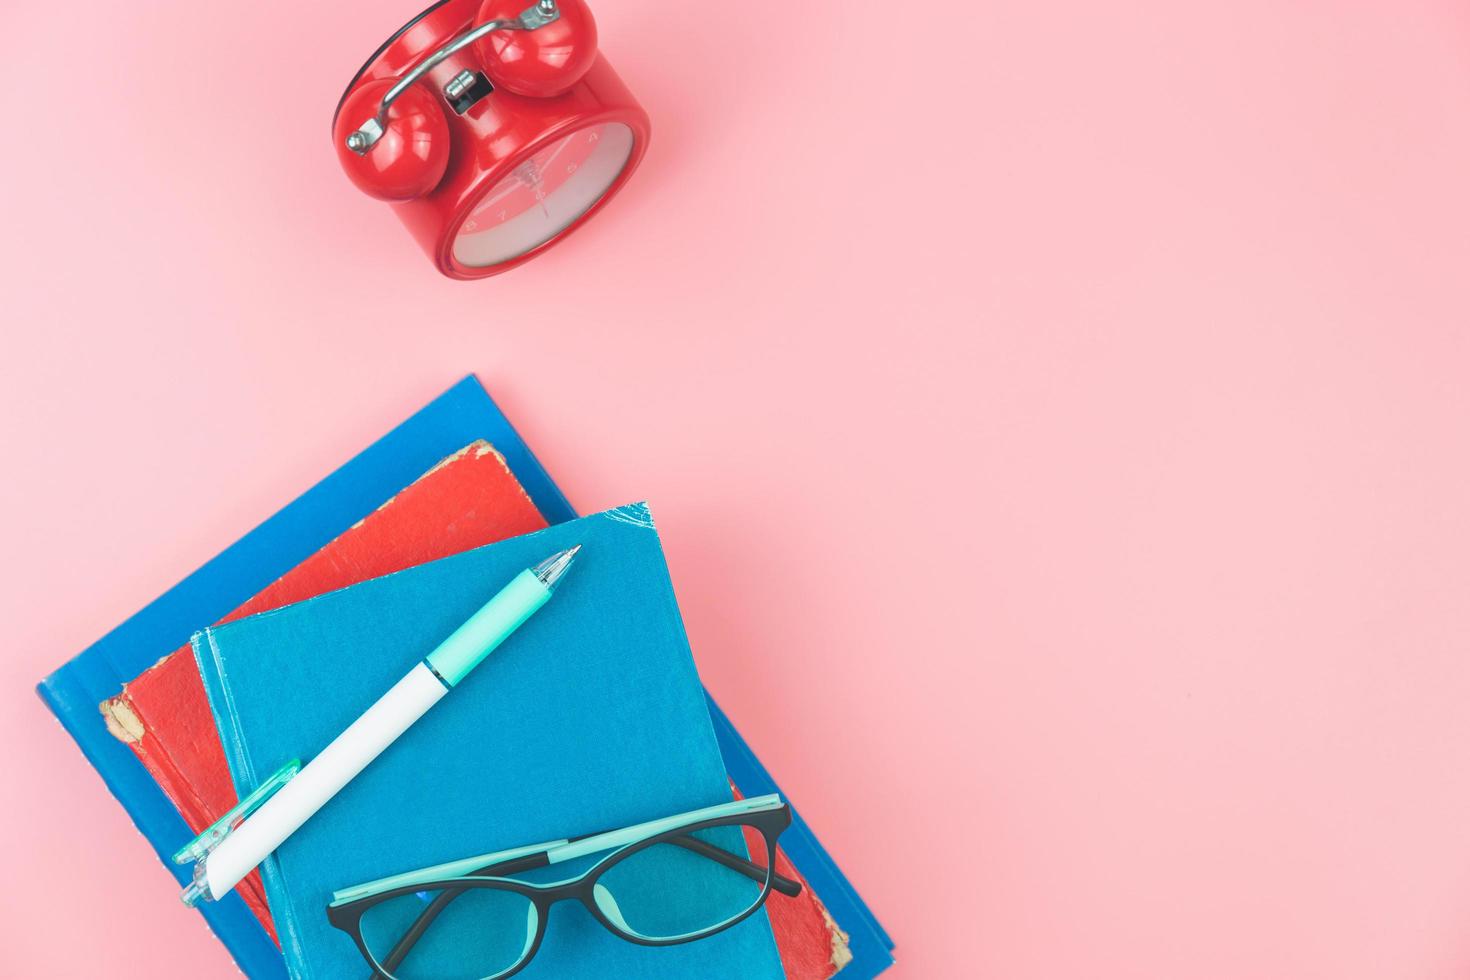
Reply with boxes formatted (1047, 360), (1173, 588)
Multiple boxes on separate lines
(179, 545), (582, 906)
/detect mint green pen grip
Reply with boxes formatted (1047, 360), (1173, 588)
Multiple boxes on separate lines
(424, 569), (551, 686)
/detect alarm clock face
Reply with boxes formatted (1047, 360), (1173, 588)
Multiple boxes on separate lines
(451, 121), (635, 269)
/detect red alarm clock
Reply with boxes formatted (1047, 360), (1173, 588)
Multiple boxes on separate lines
(333, 0), (649, 279)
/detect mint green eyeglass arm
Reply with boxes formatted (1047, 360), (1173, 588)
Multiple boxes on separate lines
(547, 794), (784, 864)
(329, 794), (786, 905)
(424, 570), (550, 686)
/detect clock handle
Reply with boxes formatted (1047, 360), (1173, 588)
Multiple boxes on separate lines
(344, 0), (561, 155)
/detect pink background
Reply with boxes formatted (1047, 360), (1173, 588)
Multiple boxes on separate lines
(4, 0), (1470, 976)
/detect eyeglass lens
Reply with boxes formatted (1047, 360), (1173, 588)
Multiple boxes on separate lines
(358, 820), (773, 979)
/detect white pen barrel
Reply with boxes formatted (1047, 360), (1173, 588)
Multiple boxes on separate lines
(205, 663), (448, 899)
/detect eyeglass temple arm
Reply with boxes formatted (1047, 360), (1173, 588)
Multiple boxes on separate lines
(375, 836), (800, 975)
(376, 890), (451, 976)
(666, 835), (803, 898)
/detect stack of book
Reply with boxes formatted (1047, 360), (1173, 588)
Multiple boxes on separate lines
(39, 377), (893, 979)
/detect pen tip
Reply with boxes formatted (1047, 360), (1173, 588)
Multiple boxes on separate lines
(532, 545), (581, 589)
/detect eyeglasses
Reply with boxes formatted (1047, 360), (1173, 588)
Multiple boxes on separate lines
(325, 794), (801, 980)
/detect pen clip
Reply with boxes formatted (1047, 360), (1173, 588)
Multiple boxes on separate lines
(171, 759), (301, 867)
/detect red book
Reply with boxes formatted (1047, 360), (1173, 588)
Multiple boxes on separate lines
(102, 442), (848, 976)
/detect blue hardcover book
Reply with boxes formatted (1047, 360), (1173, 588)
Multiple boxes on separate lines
(194, 505), (787, 979)
(35, 376), (893, 979)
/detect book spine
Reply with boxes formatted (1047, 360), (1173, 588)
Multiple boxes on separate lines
(37, 667), (290, 979)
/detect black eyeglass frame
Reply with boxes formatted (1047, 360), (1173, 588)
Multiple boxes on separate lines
(325, 803), (799, 980)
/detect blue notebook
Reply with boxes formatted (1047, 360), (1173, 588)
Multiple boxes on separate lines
(194, 505), (786, 980)
(36, 377), (893, 979)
